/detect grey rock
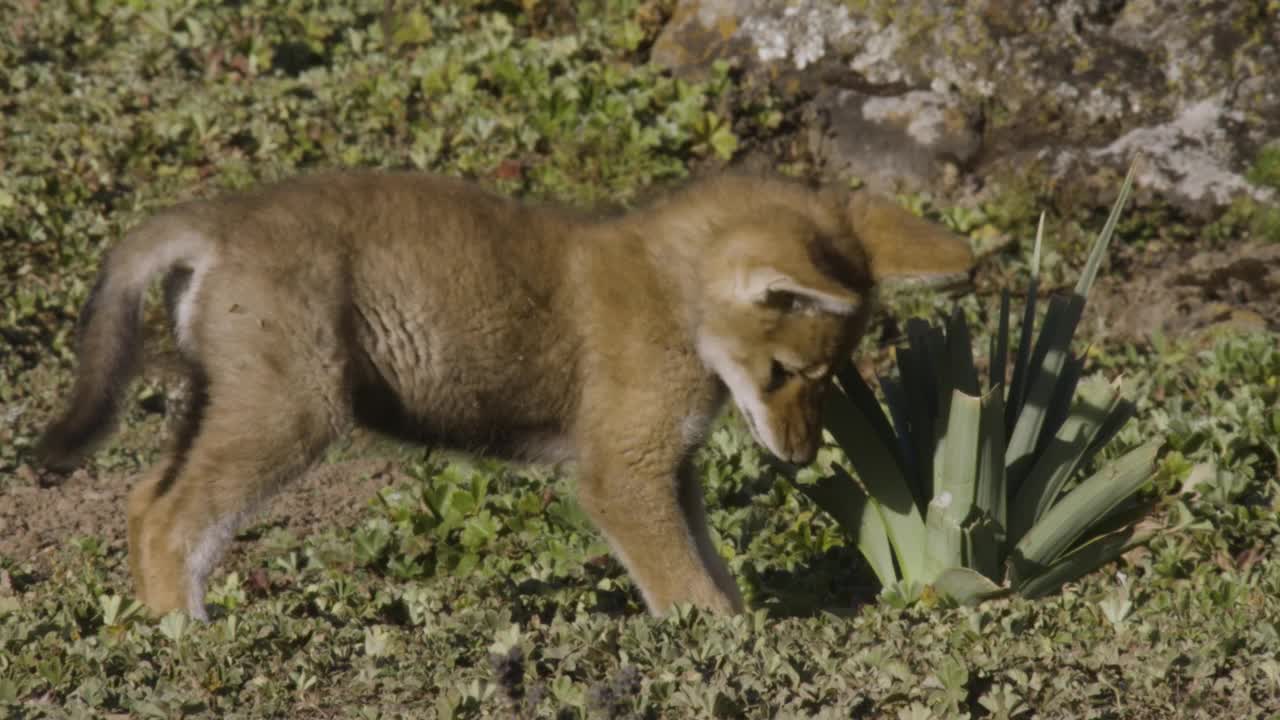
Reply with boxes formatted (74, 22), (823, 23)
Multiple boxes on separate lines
(649, 0), (757, 76)
(810, 87), (981, 193)
(1092, 96), (1277, 213)
(653, 0), (1280, 213)
(737, 0), (857, 70)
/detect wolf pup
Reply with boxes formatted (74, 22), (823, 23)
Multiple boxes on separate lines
(37, 172), (973, 619)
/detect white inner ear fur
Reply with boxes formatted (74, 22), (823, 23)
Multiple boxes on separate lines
(734, 269), (859, 315)
(695, 334), (788, 460)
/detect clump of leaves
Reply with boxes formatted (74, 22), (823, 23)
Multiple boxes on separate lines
(794, 161), (1163, 605)
(1246, 141), (1280, 191)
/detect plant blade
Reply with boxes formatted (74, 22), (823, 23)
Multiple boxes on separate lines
(1076, 158), (1139, 297)
(822, 376), (932, 584)
(1008, 374), (1124, 545)
(1017, 519), (1157, 599)
(972, 386), (1007, 578)
(1004, 215), (1044, 438)
(1009, 439), (1160, 582)
(906, 319), (946, 501)
(947, 306), (979, 397)
(990, 289), (1011, 393)
(933, 567), (1009, 606)
(833, 365), (903, 469)
(800, 468), (899, 587)
(1037, 354), (1083, 456)
(925, 496), (965, 574)
(880, 376), (919, 499)
(927, 390), (982, 573)
(1005, 294), (1086, 496)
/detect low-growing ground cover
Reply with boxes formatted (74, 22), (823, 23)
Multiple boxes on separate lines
(2, 2), (1278, 717)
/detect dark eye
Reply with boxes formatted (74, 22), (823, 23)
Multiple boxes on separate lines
(762, 290), (802, 313)
(765, 360), (794, 393)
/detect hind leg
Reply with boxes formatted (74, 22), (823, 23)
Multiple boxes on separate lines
(127, 464), (171, 610)
(127, 361), (349, 618)
(127, 370), (208, 611)
(128, 384), (346, 617)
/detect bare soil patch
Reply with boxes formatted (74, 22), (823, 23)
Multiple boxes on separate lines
(1092, 242), (1280, 342)
(1, 443), (407, 573)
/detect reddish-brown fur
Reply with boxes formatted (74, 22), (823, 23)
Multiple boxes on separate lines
(38, 171), (973, 617)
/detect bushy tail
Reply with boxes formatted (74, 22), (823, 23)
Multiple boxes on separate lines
(35, 216), (209, 472)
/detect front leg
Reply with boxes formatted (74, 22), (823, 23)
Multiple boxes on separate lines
(575, 422), (743, 616)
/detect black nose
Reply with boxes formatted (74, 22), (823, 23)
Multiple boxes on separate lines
(789, 445), (818, 466)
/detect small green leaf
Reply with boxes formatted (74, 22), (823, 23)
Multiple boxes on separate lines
(158, 611), (189, 642)
(709, 123), (739, 160)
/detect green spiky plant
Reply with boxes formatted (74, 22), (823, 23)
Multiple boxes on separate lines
(794, 161), (1162, 605)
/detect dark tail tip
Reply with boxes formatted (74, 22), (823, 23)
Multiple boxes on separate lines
(35, 278), (143, 473)
(34, 395), (119, 473)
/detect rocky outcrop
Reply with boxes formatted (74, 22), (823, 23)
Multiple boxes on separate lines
(652, 0), (1280, 216)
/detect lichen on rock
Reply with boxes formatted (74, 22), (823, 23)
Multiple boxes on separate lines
(652, 0), (1280, 220)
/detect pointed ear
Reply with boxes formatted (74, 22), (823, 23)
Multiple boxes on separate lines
(735, 268), (863, 315)
(847, 190), (975, 284)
